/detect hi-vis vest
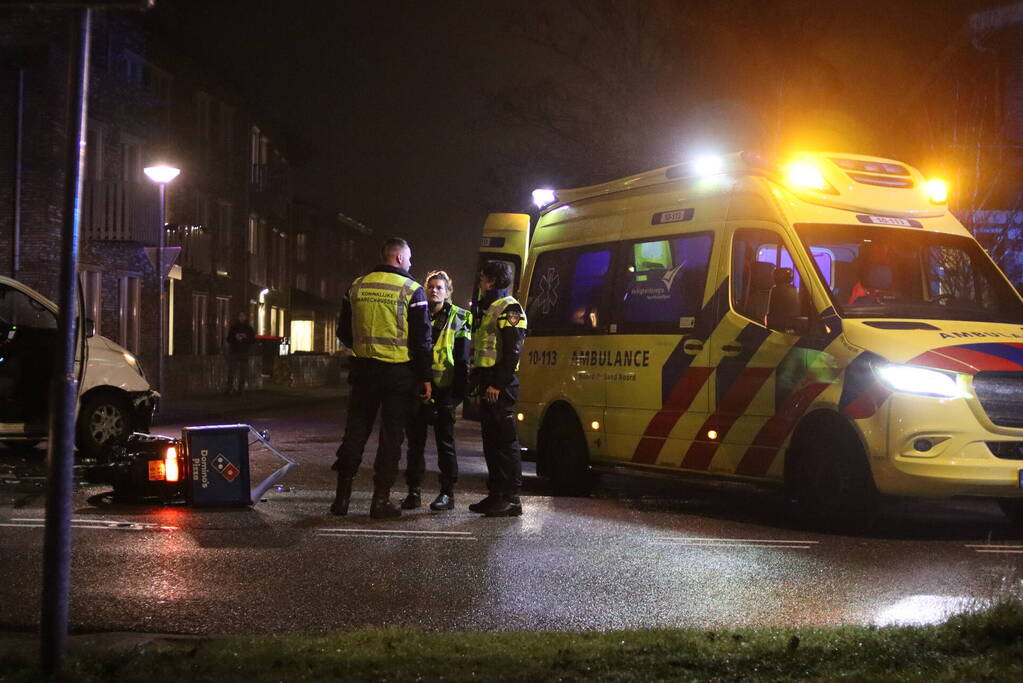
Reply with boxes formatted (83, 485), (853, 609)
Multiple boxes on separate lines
(349, 271), (422, 363)
(472, 295), (526, 369)
(431, 304), (472, 387)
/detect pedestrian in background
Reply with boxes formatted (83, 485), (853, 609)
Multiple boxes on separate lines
(225, 311), (256, 395)
(469, 260), (528, 517)
(332, 237), (432, 519)
(401, 270), (472, 512)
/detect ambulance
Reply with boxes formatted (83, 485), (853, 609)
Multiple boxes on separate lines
(480, 151), (1023, 527)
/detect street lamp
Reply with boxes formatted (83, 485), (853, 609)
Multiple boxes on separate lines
(144, 164), (179, 398)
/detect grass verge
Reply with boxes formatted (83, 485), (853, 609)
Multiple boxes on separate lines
(4, 598), (1023, 682)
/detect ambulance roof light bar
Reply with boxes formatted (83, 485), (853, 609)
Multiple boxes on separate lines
(925, 178), (948, 204)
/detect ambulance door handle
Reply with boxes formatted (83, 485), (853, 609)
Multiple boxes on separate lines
(721, 342), (743, 357)
(682, 339), (704, 355)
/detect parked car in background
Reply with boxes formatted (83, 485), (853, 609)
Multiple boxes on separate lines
(0, 275), (158, 458)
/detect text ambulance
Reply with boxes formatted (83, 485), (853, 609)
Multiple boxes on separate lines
(481, 151), (1023, 527)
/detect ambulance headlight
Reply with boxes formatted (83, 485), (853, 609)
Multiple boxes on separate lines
(532, 188), (557, 209)
(875, 363), (963, 399)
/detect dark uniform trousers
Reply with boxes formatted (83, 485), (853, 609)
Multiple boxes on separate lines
(479, 383), (522, 496)
(334, 359), (417, 491)
(404, 388), (458, 492)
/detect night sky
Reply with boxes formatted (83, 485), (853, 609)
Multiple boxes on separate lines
(149, 0), (1007, 298)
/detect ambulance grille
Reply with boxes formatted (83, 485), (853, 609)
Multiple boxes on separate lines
(973, 372), (1023, 429)
(987, 442), (1023, 460)
(847, 172), (915, 188)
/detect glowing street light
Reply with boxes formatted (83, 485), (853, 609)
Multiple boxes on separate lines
(144, 163), (180, 397)
(532, 188), (556, 209)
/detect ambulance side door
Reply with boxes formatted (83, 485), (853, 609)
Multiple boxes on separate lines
(693, 224), (818, 478)
(604, 230), (718, 465)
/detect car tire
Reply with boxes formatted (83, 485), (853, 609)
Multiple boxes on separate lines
(789, 416), (879, 533)
(998, 499), (1023, 524)
(77, 393), (132, 459)
(540, 408), (594, 497)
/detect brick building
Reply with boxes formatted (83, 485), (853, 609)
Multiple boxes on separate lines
(0, 11), (372, 394)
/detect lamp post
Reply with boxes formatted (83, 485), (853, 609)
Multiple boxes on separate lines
(144, 164), (179, 397)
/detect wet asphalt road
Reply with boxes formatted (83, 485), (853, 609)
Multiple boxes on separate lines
(2, 389), (1023, 636)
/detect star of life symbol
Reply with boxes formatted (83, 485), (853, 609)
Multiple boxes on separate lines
(212, 453), (240, 483)
(536, 267), (560, 314)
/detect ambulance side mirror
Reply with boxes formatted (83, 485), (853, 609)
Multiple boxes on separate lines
(85, 317), (96, 338)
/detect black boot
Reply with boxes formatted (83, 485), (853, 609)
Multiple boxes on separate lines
(430, 492), (454, 511)
(330, 477), (353, 516)
(468, 493), (499, 513)
(401, 488), (422, 510)
(370, 490), (402, 519)
(483, 495), (523, 518)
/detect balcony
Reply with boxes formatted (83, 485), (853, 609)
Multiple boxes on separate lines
(82, 180), (161, 245)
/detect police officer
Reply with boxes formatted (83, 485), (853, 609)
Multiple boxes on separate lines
(468, 260), (528, 517)
(401, 270), (472, 511)
(332, 238), (432, 519)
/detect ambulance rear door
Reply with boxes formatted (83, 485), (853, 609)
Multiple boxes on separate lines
(477, 213), (530, 299)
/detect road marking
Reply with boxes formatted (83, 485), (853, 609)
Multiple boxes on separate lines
(4, 518), (176, 531)
(317, 528), (476, 541)
(655, 537), (818, 550)
(319, 527), (473, 536)
(966, 544), (1023, 554)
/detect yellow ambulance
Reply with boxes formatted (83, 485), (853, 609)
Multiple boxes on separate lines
(480, 151), (1023, 527)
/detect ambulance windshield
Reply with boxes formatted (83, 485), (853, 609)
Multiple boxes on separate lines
(794, 223), (1023, 323)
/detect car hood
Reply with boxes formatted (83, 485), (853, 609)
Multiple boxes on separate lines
(841, 319), (1023, 374)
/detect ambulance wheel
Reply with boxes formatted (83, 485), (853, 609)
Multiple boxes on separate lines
(788, 415), (878, 533)
(541, 407), (594, 496)
(77, 393), (132, 459)
(998, 500), (1023, 524)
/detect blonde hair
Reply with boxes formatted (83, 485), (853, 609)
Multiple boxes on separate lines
(424, 270), (453, 302)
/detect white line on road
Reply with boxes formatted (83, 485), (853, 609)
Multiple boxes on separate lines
(965, 544), (1023, 549)
(317, 531), (477, 541)
(655, 540), (813, 550)
(971, 548), (1023, 554)
(4, 518), (176, 531)
(657, 537), (820, 544)
(319, 528), (473, 536)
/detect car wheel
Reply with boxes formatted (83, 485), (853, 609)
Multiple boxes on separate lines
(789, 417), (879, 533)
(77, 393), (132, 458)
(540, 408), (594, 496)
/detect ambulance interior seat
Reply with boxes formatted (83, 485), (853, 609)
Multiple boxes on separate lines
(767, 267), (800, 331)
(851, 262), (894, 304)
(745, 261), (775, 325)
(832, 260), (856, 302)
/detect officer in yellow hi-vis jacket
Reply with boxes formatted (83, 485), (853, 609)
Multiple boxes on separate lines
(468, 260), (528, 517)
(400, 270), (472, 512)
(333, 237), (432, 519)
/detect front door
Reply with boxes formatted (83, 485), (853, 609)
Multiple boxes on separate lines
(0, 283), (59, 435)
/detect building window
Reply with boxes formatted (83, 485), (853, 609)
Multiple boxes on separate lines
(278, 307), (286, 337)
(81, 269), (102, 335)
(192, 293), (208, 355)
(295, 273), (307, 291)
(270, 306), (278, 338)
(218, 103), (234, 149)
(296, 233), (307, 263)
(119, 50), (144, 87)
(215, 296), (230, 353)
(119, 137), (142, 183)
(247, 215), (258, 255)
(143, 63), (172, 102)
(195, 92), (212, 142)
(118, 275), (141, 354)
(290, 320), (313, 352)
(85, 124), (104, 180)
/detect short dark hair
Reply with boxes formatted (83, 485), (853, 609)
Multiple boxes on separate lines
(381, 237), (409, 261)
(480, 260), (513, 290)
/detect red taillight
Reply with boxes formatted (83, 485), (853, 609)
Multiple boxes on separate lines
(165, 446), (180, 483)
